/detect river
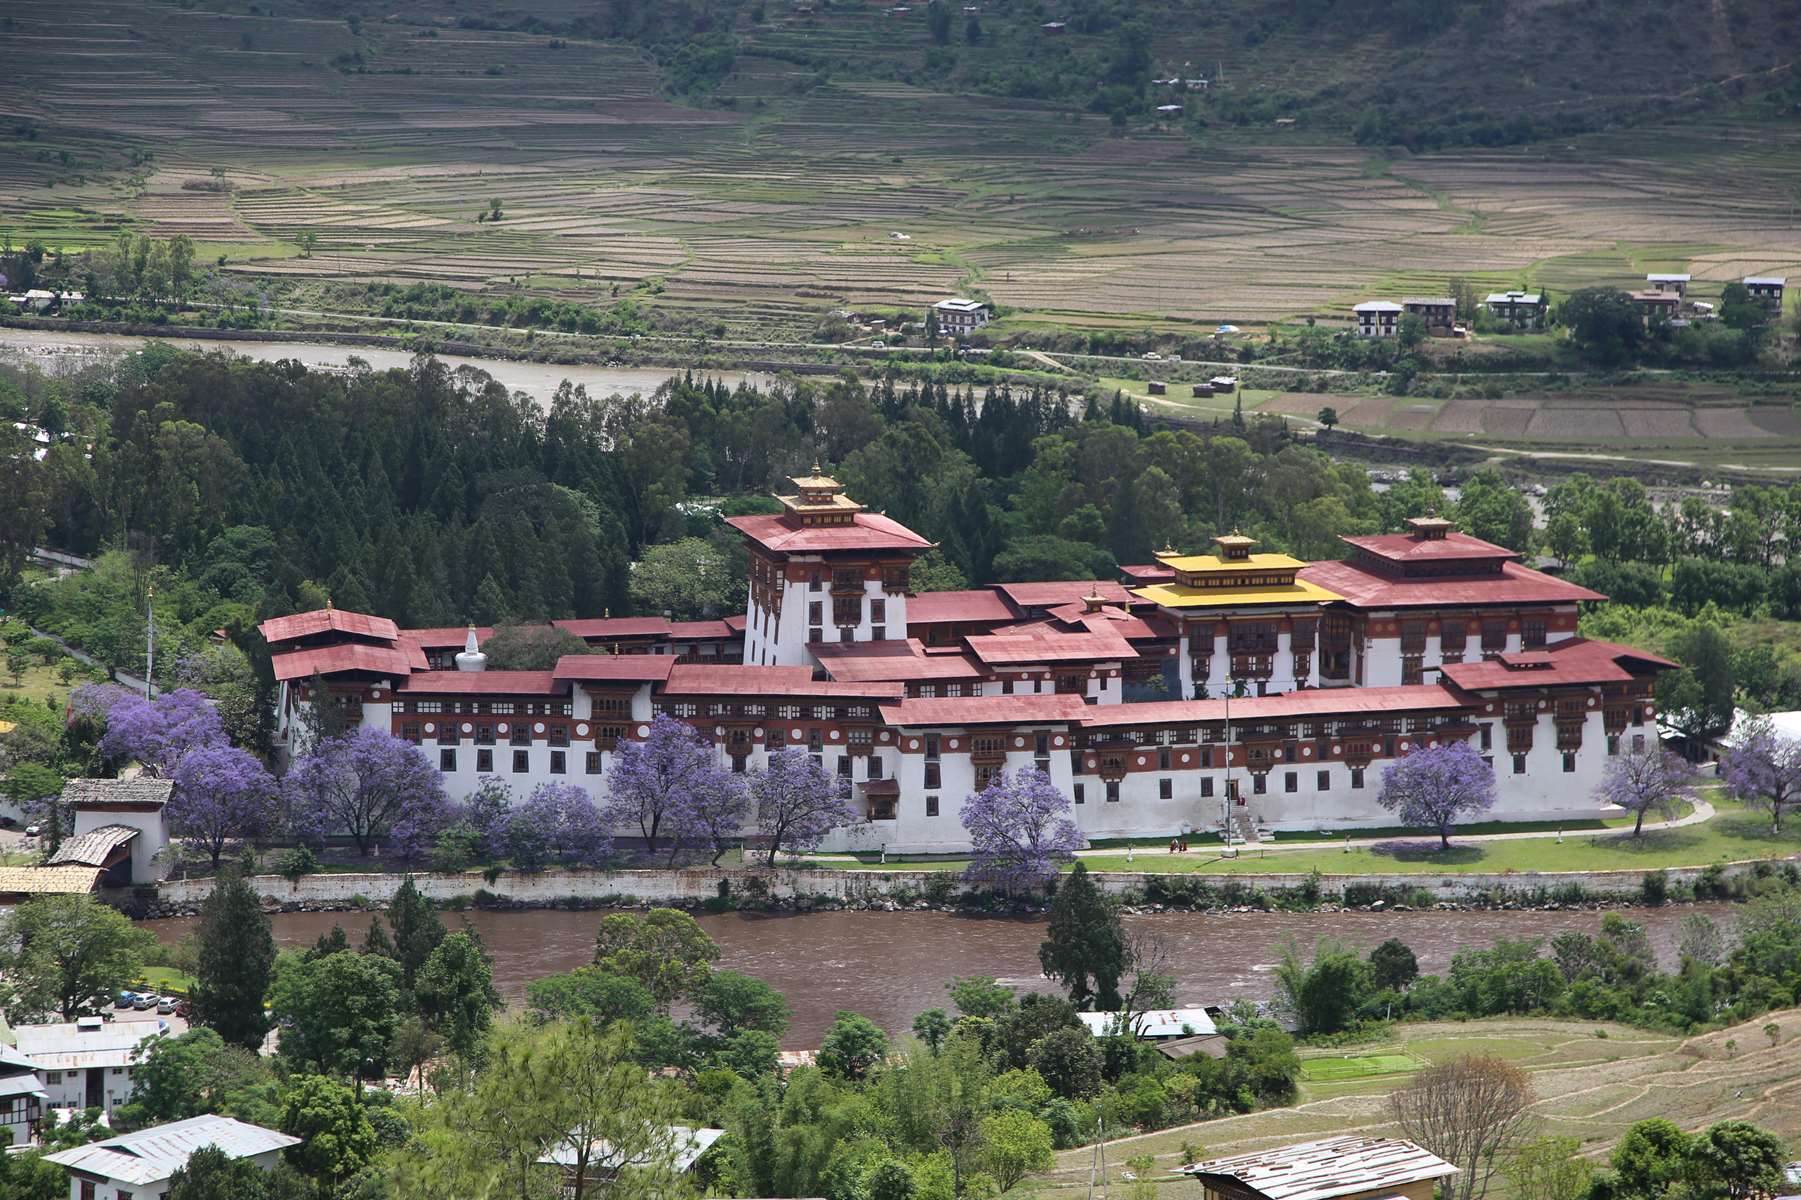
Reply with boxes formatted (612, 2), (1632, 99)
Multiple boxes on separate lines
(0, 328), (772, 404)
(143, 904), (1736, 1047)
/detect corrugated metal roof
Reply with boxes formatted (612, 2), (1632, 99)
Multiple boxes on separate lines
(43, 1115), (301, 1186)
(0, 1072), (47, 1099)
(394, 670), (563, 696)
(552, 655), (679, 684)
(813, 640), (986, 683)
(663, 665), (903, 700)
(669, 620), (735, 639)
(270, 642), (424, 682)
(726, 512), (933, 553)
(1296, 559), (1603, 608)
(907, 589), (1016, 625)
(553, 617), (673, 639)
(1078, 685), (1467, 728)
(258, 608), (399, 644)
(1079, 1008), (1218, 1038)
(539, 1125), (724, 1172)
(1439, 637), (1673, 692)
(1340, 530), (1516, 563)
(967, 631), (1136, 666)
(1133, 579), (1344, 609)
(0, 866), (105, 895)
(879, 695), (1090, 727)
(46, 824), (138, 867)
(1184, 1135), (1458, 1200)
(399, 625), (495, 648)
(995, 580), (1134, 609)
(13, 1019), (166, 1069)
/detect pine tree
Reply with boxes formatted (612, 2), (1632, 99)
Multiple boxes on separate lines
(1038, 863), (1126, 1009)
(387, 877), (446, 995)
(191, 870), (276, 1050)
(362, 914), (398, 960)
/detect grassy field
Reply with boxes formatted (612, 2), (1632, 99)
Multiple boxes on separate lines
(1297, 1053), (1428, 1082)
(1033, 1011), (1801, 1197)
(837, 796), (1798, 876)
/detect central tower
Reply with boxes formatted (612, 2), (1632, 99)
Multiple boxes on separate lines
(726, 470), (935, 667)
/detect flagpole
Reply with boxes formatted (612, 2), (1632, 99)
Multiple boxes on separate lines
(145, 581), (155, 699)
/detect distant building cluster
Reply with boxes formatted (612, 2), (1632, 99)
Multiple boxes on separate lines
(1352, 271), (1785, 337)
(271, 472), (1667, 855)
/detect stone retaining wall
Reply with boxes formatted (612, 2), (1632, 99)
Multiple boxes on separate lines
(140, 860), (1762, 913)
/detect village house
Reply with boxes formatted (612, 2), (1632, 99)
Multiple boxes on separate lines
(269, 478), (1669, 853)
(1483, 290), (1546, 328)
(1646, 272), (1690, 297)
(12, 1016), (170, 1116)
(0, 1044), (45, 1148)
(1630, 289), (1681, 323)
(43, 1114), (300, 1200)
(1352, 301), (1402, 338)
(1402, 296), (1456, 334)
(929, 297), (992, 335)
(1183, 1136), (1459, 1200)
(1744, 275), (1786, 314)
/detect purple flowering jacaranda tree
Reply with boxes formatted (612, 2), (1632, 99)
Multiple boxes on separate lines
(496, 782), (614, 871)
(1722, 717), (1801, 833)
(1375, 740), (1497, 850)
(170, 744), (280, 867)
(751, 747), (854, 866)
(664, 763), (749, 866)
(960, 766), (1083, 889)
(99, 688), (227, 775)
(283, 728), (448, 857)
(1595, 746), (1699, 836)
(603, 713), (720, 856)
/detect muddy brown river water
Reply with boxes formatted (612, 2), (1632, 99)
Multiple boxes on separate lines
(144, 904), (1738, 1047)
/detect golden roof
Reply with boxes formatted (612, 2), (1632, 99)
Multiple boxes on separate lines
(1133, 579), (1345, 609)
(1158, 551), (1308, 573)
(0, 866), (104, 896)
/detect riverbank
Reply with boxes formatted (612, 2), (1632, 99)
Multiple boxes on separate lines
(124, 857), (1792, 921)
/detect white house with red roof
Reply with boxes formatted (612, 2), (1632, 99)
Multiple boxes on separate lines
(261, 481), (1673, 850)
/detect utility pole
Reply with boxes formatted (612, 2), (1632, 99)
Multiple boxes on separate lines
(144, 580), (155, 699)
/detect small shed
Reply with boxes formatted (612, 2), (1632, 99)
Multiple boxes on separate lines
(1147, 381), (1166, 395)
(1209, 375), (1238, 393)
(1192, 383), (1214, 398)
(1182, 1135), (1460, 1200)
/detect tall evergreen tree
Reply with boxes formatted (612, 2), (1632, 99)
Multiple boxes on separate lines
(1038, 863), (1127, 1009)
(387, 877), (447, 995)
(191, 870), (277, 1050)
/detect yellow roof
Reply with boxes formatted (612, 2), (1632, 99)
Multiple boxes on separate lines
(1158, 552), (1307, 573)
(0, 866), (104, 896)
(1133, 579), (1345, 609)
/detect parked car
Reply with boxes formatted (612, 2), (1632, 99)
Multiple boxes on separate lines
(175, 999), (192, 1019)
(156, 997), (178, 1015)
(133, 994), (158, 1011)
(1141, 351), (1161, 360)
(115, 992), (138, 1010)
(24, 825), (39, 839)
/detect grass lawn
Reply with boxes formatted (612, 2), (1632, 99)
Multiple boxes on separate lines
(136, 966), (195, 995)
(1296, 1053), (1427, 1082)
(841, 798), (1791, 876)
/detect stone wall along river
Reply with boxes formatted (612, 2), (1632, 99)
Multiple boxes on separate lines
(143, 904), (1737, 1048)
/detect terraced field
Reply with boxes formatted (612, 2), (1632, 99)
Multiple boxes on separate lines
(5, 1), (1801, 344)
(1035, 1011), (1801, 1199)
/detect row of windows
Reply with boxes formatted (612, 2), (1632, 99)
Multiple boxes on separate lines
(401, 700), (572, 716)
(652, 702), (876, 721)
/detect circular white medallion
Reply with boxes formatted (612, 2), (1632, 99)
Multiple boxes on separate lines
(423, 722), (435, 734)
(636, 724), (650, 737)
(534, 722), (546, 733)
(461, 722), (473, 734)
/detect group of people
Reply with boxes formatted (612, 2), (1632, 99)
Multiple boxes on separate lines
(1167, 837), (1191, 853)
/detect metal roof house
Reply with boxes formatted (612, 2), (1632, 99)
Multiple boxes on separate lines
(13, 1016), (170, 1115)
(43, 1114), (300, 1199)
(1078, 1007), (1219, 1039)
(1183, 1136), (1459, 1200)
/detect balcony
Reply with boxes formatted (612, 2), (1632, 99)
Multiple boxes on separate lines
(970, 737), (1008, 765)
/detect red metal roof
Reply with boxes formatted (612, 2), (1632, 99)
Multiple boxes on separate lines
(879, 695), (1091, 727)
(966, 630), (1138, 666)
(812, 639), (986, 682)
(552, 655), (679, 684)
(1078, 685), (1469, 728)
(1340, 530), (1519, 563)
(259, 608), (400, 645)
(1296, 559), (1603, 609)
(668, 620), (735, 639)
(1439, 638), (1674, 692)
(663, 664), (903, 700)
(1119, 562), (1178, 584)
(1042, 603), (1168, 641)
(396, 670), (563, 695)
(553, 617), (672, 640)
(271, 642), (423, 682)
(905, 589), (1016, 625)
(725, 512), (933, 554)
(398, 626), (494, 649)
(994, 580), (1134, 609)
(724, 614), (747, 633)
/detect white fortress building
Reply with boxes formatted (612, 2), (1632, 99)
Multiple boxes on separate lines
(267, 474), (1668, 853)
